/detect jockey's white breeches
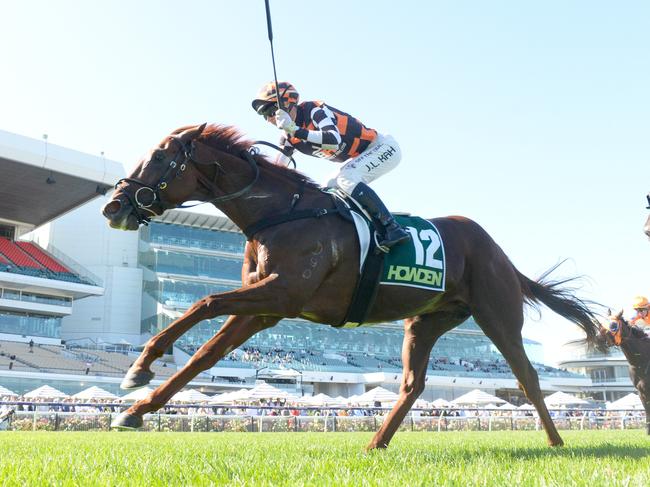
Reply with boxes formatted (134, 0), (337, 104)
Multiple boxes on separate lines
(325, 133), (402, 195)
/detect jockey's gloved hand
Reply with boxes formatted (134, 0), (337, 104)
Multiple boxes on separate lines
(275, 109), (298, 135)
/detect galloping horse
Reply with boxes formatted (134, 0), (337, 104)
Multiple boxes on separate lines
(103, 123), (602, 449)
(599, 311), (650, 434)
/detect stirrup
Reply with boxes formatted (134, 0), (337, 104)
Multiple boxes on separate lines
(373, 231), (390, 254)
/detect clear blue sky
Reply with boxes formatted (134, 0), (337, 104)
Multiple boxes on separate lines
(1, 1), (648, 363)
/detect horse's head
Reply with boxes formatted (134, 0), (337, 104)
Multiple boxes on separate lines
(598, 309), (629, 347)
(102, 124), (209, 230)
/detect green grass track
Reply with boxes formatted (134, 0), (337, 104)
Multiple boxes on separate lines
(0, 430), (649, 486)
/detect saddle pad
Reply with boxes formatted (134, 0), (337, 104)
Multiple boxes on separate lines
(380, 215), (446, 291)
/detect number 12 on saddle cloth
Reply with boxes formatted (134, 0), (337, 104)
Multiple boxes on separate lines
(379, 215), (446, 291)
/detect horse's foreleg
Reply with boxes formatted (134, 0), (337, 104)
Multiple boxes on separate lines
(123, 274), (292, 388)
(113, 315), (279, 427)
(366, 313), (457, 450)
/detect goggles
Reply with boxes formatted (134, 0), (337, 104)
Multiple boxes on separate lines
(256, 101), (278, 118)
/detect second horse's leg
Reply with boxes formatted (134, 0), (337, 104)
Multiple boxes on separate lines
(112, 314), (279, 428)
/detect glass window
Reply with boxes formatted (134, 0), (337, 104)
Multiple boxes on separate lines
(0, 311), (62, 338)
(146, 250), (242, 282)
(145, 222), (245, 254)
(0, 289), (71, 306)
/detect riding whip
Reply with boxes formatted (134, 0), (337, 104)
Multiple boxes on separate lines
(264, 0), (283, 112)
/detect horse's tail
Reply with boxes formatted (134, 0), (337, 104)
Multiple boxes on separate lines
(516, 262), (603, 350)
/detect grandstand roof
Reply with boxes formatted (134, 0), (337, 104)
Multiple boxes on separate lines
(0, 129), (124, 228)
(153, 209), (240, 233)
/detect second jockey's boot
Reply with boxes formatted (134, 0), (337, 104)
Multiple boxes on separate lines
(351, 182), (410, 250)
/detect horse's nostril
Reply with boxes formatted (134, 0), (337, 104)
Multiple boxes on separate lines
(103, 199), (122, 216)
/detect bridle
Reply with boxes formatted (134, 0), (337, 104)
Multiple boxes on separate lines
(114, 134), (259, 226)
(604, 317), (628, 346)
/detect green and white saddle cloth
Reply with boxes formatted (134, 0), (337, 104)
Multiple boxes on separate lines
(349, 210), (446, 292)
(380, 214), (446, 291)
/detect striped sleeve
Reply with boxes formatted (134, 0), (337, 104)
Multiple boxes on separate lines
(293, 105), (342, 150)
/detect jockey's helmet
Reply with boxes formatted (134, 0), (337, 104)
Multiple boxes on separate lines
(632, 295), (650, 310)
(252, 81), (299, 116)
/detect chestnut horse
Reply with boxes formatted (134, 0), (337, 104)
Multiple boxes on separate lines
(599, 311), (650, 434)
(103, 123), (601, 448)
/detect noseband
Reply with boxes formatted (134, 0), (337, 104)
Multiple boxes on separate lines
(114, 135), (259, 225)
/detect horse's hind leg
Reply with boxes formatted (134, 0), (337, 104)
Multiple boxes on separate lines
(470, 286), (563, 446)
(366, 311), (466, 450)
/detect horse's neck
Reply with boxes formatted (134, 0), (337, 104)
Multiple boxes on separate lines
(620, 337), (650, 367)
(212, 162), (319, 232)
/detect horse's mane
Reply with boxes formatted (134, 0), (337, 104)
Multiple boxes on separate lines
(184, 123), (321, 191)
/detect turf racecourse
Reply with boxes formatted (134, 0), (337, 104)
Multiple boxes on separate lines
(0, 431), (648, 486)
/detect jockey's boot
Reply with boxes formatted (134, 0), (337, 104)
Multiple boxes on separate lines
(351, 182), (410, 249)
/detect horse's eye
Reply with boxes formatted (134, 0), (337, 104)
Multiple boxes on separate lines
(608, 322), (619, 332)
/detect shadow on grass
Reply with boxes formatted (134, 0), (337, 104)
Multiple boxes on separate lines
(502, 444), (650, 460)
(379, 444), (650, 463)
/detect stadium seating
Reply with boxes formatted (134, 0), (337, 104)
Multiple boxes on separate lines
(0, 238), (42, 268)
(0, 238), (91, 284)
(16, 242), (70, 273)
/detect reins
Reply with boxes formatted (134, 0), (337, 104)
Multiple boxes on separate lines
(114, 135), (261, 225)
(115, 128), (338, 238)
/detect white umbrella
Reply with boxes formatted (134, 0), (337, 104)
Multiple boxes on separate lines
(412, 398), (430, 409)
(170, 388), (210, 403)
(430, 398), (451, 408)
(607, 393), (643, 410)
(121, 387), (153, 402)
(518, 403), (535, 410)
(544, 391), (588, 407)
(498, 402), (518, 410)
(450, 389), (506, 406)
(302, 393), (343, 407)
(23, 385), (68, 399)
(346, 394), (362, 405)
(72, 386), (119, 401)
(357, 386), (399, 405)
(209, 389), (251, 404)
(246, 382), (290, 400)
(0, 385), (17, 397)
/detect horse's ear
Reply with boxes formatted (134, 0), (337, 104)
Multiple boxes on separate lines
(617, 309), (624, 319)
(179, 123), (207, 143)
(607, 308), (612, 317)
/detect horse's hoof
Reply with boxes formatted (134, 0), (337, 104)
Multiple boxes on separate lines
(365, 442), (388, 452)
(120, 369), (155, 389)
(111, 412), (144, 430)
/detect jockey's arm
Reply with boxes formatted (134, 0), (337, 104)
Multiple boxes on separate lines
(293, 105), (342, 151)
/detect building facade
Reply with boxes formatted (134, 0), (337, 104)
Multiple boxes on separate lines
(558, 340), (634, 402)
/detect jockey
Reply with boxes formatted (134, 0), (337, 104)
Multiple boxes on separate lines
(630, 296), (650, 332)
(252, 81), (410, 249)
